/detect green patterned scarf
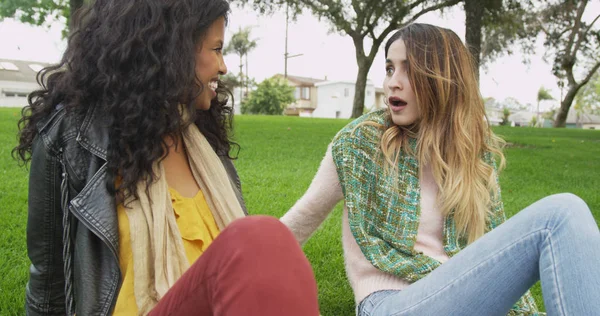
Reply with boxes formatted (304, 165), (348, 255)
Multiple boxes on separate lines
(331, 109), (542, 315)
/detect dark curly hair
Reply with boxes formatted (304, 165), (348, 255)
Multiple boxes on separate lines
(14, 0), (238, 202)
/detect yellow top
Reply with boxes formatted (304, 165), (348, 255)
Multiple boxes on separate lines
(113, 188), (220, 315)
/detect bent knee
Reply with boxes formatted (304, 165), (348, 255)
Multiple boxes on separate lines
(223, 215), (298, 249)
(548, 193), (589, 212)
(540, 193), (591, 223)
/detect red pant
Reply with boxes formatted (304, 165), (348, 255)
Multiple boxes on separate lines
(148, 216), (320, 316)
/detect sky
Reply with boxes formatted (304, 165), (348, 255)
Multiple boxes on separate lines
(1, 3), (598, 111)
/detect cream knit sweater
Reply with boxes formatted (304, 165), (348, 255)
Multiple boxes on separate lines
(280, 147), (449, 305)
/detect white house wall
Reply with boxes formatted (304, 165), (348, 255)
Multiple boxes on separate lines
(313, 82), (376, 119)
(0, 80), (40, 107)
(582, 123), (600, 130)
(227, 87), (243, 115)
(313, 84), (340, 118)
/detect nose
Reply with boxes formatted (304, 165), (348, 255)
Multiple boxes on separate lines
(219, 56), (228, 75)
(386, 73), (403, 91)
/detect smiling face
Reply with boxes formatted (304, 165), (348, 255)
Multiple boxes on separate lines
(193, 16), (228, 110)
(383, 39), (419, 127)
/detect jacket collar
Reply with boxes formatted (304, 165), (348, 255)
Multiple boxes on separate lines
(75, 104), (247, 213)
(78, 105), (110, 161)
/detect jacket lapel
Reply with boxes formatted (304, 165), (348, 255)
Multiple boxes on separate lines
(70, 107), (119, 256)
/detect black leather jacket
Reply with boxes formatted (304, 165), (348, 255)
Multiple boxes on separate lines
(25, 104), (247, 315)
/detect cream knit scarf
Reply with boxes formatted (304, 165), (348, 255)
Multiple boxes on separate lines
(124, 123), (245, 314)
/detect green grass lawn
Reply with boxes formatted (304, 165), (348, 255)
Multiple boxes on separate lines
(1, 107), (599, 315)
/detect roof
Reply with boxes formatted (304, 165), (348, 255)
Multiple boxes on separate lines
(272, 74), (325, 86)
(509, 111), (537, 122)
(314, 79), (373, 87)
(563, 111), (600, 124)
(272, 73), (381, 90)
(0, 59), (52, 83)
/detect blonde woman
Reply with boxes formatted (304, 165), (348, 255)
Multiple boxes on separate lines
(282, 23), (599, 315)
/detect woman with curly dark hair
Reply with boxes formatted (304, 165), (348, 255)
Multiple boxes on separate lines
(14, 0), (319, 315)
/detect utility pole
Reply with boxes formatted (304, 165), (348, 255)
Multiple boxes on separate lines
(245, 54), (249, 96)
(284, 3), (289, 78)
(284, 2), (302, 78)
(239, 54), (243, 104)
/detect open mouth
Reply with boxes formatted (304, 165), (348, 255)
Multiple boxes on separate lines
(389, 96), (407, 108)
(208, 80), (218, 92)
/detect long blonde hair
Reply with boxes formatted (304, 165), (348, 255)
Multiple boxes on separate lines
(369, 24), (505, 244)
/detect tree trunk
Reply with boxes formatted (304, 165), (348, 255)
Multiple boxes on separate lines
(554, 59), (600, 127)
(464, 0), (484, 84)
(351, 61), (372, 118)
(536, 100), (540, 127)
(554, 86), (579, 127)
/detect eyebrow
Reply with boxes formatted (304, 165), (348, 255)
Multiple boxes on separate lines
(385, 58), (408, 65)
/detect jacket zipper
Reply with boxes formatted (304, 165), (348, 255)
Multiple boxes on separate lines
(58, 148), (75, 316)
(58, 151), (120, 315)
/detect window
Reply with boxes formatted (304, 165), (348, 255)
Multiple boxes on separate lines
(367, 90), (372, 96)
(3, 91), (28, 98)
(29, 64), (44, 72)
(344, 87), (350, 97)
(295, 86), (310, 100)
(335, 111), (341, 119)
(0, 62), (19, 71)
(301, 87), (310, 100)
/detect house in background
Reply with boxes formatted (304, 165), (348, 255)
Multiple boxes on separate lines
(0, 59), (49, 107)
(572, 113), (600, 129)
(271, 74), (325, 117)
(229, 86), (244, 115)
(374, 87), (386, 111)
(261, 73), (385, 119)
(228, 74), (376, 118)
(509, 111), (537, 127)
(546, 111), (600, 129)
(485, 106), (504, 126)
(311, 80), (379, 119)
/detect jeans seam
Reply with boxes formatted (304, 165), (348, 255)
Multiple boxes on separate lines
(548, 231), (566, 316)
(376, 228), (548, 316)
(360, 290), (398, 316)
(545, 201), (571, 316)
(357, 295), (371, 316)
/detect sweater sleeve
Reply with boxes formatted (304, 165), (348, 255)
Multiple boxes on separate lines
(280, 146), (344, 245)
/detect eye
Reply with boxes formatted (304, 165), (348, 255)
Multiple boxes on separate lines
(385, 67), (394, 76)
(214, 47), (223, 54)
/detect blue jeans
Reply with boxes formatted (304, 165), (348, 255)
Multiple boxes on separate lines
(357, 194), (600, 316)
